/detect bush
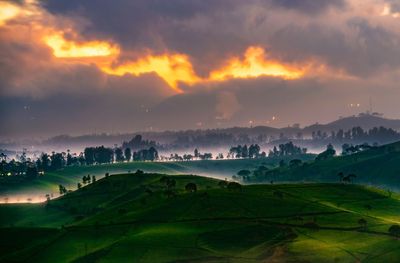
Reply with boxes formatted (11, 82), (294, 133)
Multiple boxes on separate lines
(185, 183), (197, 192)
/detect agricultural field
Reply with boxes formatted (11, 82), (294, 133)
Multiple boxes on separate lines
(1, 172), (400, 262)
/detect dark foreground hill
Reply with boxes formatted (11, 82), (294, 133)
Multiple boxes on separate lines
(249, 141), (400, 190)
(1, 172), (400, 262)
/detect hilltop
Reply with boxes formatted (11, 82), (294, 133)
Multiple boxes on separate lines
(1, 172), (400, 262)
(304, 113), (400, 133)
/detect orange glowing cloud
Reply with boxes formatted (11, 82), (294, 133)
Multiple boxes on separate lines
(43, 32), (307, 92)
(101, 53), (200, 93)
(44, 33), (119, 58)
(209, 46), (304, 81)
(0, 2), (20, 26)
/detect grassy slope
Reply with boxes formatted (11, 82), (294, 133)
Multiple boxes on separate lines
(0, 154), (315, 198)
(1, 173), (400, 263)
(252, 141), (400, 189)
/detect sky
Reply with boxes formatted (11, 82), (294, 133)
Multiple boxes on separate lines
(1, 0), (400, 140)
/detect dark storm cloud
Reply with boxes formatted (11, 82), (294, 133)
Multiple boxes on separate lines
(3, 0), (400, 140)
(269, 0), (346, 14)
(268, 18), (400, 76)
(0, 72), (174, 139)
(39, 0), (400, 78)
(41, 0), (251, 76)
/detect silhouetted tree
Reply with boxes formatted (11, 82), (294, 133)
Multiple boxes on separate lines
(124, 148), (132, 162)
(185, 183), (197, 193)
(115, 148), (124, 162)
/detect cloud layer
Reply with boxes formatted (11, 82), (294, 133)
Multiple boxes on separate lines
(1, 0), (400, 139)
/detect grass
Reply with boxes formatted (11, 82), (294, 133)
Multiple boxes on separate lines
(1, 172), (400, 262)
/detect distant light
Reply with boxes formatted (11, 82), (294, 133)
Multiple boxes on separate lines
(272, 116), (277, 121)
(349, 103), (361, 108)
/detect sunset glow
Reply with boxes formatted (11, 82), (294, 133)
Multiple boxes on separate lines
(45, 33), (119, 58)
(209, 47), (304, 81)
(101, 53), (200, 92)
(0, 2), (20, 26)
(44, 32), (306, 92)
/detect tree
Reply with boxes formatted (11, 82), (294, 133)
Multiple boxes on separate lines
(185, 183), (197, 193)
(115, 148), (124, 162)
(92, 175), (96, 183)
(124, 148), (132, 162)
(58, 184), (67, 195)
(389, 225), (400, 237)
(50, 152), (65, 170)
(315, 144), (336, 161)
(84, 147), (95, 165)
(66, 149), (73, 166)
(40, 153), (50, 171)
(77, 182), (82, 189)
(342, 174), (357, 184)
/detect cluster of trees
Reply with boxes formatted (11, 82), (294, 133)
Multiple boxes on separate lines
(83, 146), (159, 165)
(122, 135), (157, 150)
(312, 126), (400, 144)
(163, 149), (213, 161)
(84, 146), (114, 165)
(268, 142), (307, 157)
(315, 144), (336, 161)
(228, 144), (266, 159)
(341, 143), (375, 155)
(1, 142), (159, 184)
(0, 150), (70, 179)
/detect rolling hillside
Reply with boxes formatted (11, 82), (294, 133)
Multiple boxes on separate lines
(1, 172), (400, 262)
(0, 154), (315, 202)
(250, 141), (400, 190)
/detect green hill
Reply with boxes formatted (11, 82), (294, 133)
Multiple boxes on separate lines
(0, 154), (315, 201)
(1, 172), (400, 262)
(249, 141), (400, 189)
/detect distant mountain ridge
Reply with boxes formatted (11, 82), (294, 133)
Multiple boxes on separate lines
(2, 113), (400, 151)
(304, 113), (400, 133)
